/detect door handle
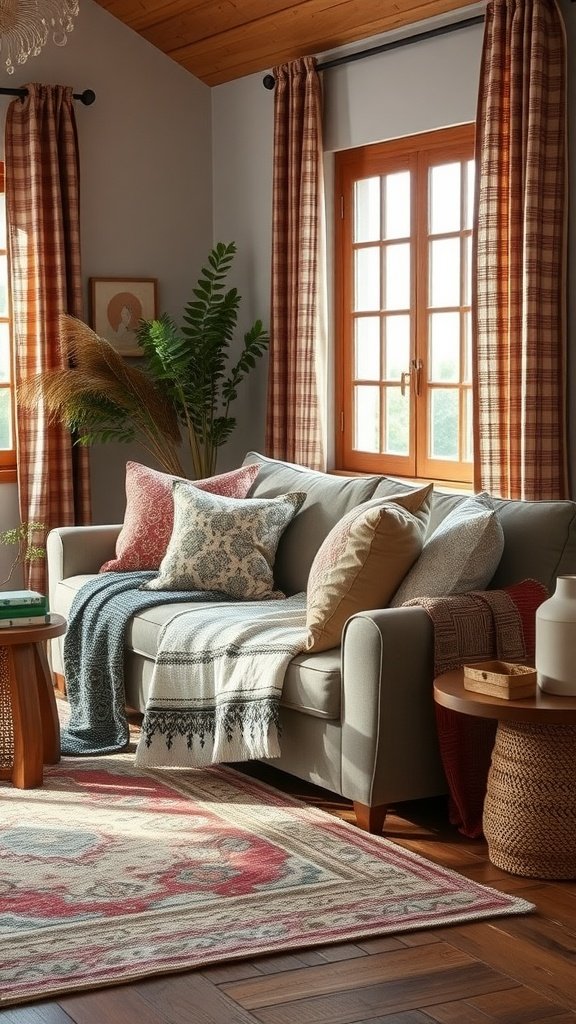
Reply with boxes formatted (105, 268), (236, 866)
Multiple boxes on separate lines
(411, 358), (423, 397)
(400, 360), (423, 397)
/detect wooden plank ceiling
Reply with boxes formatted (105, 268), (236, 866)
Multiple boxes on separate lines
(93, 0), (481, 87)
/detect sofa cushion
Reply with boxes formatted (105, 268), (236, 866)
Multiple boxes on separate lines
(427, 490), (469, 534)
(54, 574), (100, 620)
(243, 452), (385, 594)
(142, 483), (307, 600)
(100, 461), (260, 573)
(54, 574), (225, 661)
(372, 476), (433, 502)
(489, 498), (576, 593)
(306, 485), (433, 652)
(54, 575), (341, 721)
(124, 649), (342, 721)
(390, 493), (505, 605)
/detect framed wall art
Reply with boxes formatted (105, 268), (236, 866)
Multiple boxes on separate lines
(90, 277), (158, 357)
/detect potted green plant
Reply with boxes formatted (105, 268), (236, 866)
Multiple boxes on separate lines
(19, 242), (269, 479)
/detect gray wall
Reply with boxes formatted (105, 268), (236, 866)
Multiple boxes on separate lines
(212, 74), (274, 470)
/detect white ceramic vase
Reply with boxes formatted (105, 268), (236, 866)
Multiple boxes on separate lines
(536, 575), (576, 695)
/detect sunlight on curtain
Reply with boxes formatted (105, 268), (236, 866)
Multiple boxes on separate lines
(266, 56), (327, 471)
(472, 0), (568, 500)
(6, 83), (91, 591)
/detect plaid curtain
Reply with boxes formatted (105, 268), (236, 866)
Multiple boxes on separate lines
(266, 56), (326, 471)
(6, 84), (91, 593)
(472, 0), (568, 499)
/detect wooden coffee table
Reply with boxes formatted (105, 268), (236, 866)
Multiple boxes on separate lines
(0, 614), (67, 789)
(434, 669), (576, 879)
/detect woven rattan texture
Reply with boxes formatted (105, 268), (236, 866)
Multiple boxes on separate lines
(0, 647), (13, 769)
(484, 720), (576, 879)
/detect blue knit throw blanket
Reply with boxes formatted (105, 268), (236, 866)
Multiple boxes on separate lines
(61, 572), (226, 756)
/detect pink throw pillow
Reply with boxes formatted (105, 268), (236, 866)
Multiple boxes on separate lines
(100, 461), (260, 572)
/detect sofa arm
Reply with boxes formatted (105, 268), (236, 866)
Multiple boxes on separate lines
(340, 606), (446, 807)
(47, 525), (122, 609)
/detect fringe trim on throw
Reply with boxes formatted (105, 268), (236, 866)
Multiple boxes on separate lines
(135, 698), (281, 768)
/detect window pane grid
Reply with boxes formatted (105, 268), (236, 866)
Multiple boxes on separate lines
(353, 316), (381, 381)
(384, 170), (411, 239)
(383, 242), (410, 312)
(353, 384), (380, 452)
(354, 177), (380, 243)
(463, 311), (472, 384)
(353, 380), (415, 457)
(337, 124), (474, 483)
(384, 385), (410, 455)
(463, 387), (473, 462)
(353, 314), (413, 385)
(424, 153), (471, 472)
(352, 167), (413, 458)
(384, 314), (410, 381)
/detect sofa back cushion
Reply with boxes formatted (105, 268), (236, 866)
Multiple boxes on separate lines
(243, 452), (385, 594)
(489, 498), (576, 592)
(243, 454), (576, 597)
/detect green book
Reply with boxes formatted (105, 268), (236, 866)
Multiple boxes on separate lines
(0, 601), (48, 618)
(0, 613), (51, 629)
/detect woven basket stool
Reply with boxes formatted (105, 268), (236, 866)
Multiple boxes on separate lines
(483, 720), (576, 879)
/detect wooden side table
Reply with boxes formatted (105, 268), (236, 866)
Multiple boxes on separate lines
(0, 614), (67, 789)
(434, 669), (576, 880)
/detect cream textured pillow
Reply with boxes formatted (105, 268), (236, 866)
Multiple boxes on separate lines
(390, 493), (504, 606)
(305, 484), (433, 652)
(142, 483), (306, 600)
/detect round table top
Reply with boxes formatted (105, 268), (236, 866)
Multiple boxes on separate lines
(434, 668), (576, 725)
(0, 612), (67, 646)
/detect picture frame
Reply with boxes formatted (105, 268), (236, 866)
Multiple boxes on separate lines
(89, 277), (158, 357)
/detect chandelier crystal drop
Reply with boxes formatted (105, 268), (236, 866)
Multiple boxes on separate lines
(0, 0), (79, 74)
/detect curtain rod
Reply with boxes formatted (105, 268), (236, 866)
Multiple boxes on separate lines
(262, 14), (485, 88)
(0, 87), (95, 104)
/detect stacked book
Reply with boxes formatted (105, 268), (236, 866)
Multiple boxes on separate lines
(0, 590), (50, 628)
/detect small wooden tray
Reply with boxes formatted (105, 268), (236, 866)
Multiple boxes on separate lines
(463, 661), (537, 699)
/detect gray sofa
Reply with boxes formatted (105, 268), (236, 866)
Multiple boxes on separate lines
(47, 451), (576, 833)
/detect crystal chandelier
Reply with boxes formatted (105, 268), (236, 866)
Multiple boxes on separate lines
(0, 0), (79, 74)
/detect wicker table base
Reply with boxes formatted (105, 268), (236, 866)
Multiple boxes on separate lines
(434, 669), (576, 881)
(483, 721), (576, 879)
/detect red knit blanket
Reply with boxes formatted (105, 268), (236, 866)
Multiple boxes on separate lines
(404, 579), (548, 838)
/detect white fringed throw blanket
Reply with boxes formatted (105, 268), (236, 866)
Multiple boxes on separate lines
(134, 594), (308, 768)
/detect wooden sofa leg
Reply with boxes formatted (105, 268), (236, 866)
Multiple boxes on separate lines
(53, 672), (67, 697)
(353, 802), (388, 834)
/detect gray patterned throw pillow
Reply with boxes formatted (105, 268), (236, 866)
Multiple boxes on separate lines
(390, 492), (505, 606)
(142, 482), (306, 600)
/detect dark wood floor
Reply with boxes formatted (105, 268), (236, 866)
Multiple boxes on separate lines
(3, 762), (576, 1024)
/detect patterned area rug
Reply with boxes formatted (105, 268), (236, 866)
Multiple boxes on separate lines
(0, 751), (534, 1007)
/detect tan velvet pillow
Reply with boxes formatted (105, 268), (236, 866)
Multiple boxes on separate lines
(305, 484), (433, 652)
